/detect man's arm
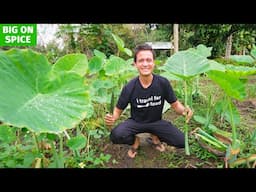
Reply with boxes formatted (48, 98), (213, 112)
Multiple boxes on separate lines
(171, 100), (193, 123)
(105, 107), (123, 127)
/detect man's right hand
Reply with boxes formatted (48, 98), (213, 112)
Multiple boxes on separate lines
(104, 113), (115, 127)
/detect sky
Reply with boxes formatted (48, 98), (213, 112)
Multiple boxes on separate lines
(37, 24), (63, 48)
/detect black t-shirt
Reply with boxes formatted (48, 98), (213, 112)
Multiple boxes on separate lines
(116, 74), (177, 123)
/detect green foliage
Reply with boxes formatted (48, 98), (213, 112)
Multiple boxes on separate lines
(147, 24), (172, 42)
(0, 143), (37, 168)
(0, 128), (43, 168)
(164, 44), (212, 79)
(207, 71), (246, 100)
(66, 135), (87, 151)
(232, 29), (256, 55)
(53, 53), (88, 76)
(191, 142), (218, 161)
(229, 55), (254, 65)
(251, 46), (256, 59)
(215, 57), (245, 66)
(160, 152), (187, 168)
(111, 33), (132, 56)
(56, 24), (137, 60)
(0, 125), (16, 143)
(246, 82), (256, 98)
(0, 49), (91, 133)
(185, 24), (256, 58)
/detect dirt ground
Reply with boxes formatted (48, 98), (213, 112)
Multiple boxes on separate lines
(103, 133), (218, 168)
(101, 97), (256, 168)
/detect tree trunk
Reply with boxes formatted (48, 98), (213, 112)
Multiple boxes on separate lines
(242, 47), (246, 55)
(225, 34), (233, 59)
(173, 24), (179, 54)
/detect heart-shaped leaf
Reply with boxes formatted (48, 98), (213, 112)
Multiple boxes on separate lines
(0, 49), (90, 133)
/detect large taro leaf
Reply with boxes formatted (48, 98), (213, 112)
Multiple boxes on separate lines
(229, 55), (254, 64)
(164, 49), (212, 79)
(111, 33), (132, 56)
(88, 56), (103, 74)
(207, 70), (246, 100)
(104, 55), (127, 76)
(0, 49), (89, 133)
(192, 44), (212, 58)
(52, 54), (88, 77)
(93, 49), (106, 60)
(225, 64), (256, 77)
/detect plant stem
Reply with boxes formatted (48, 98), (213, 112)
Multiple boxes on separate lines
(58, 134), (64, 168)
(33, 132), (41, 154)
(64, 130), (80, 158)
(64, 130), (70, 140)
(228, 98), (237, 146)
(184, 80), (190, 155)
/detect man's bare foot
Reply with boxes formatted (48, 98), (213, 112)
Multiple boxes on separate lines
(127, 147), (138, 158)
(151, 135), (166, 152)
(127, 136), (140, 158)
(146, 137), (166, 152)
(154, 143), (165, 152)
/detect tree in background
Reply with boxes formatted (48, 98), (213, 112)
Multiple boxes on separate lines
(55, 24), (137, 59)
(35, 24), (256, 62)
(185, 24), (256, 58)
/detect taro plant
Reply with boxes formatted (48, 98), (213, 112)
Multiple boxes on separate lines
(206, 64), (256, 167)
(162, 44), (225, 155)
(229, 46), (256, 66)
(111, 33), (132, 57)
(0, 48), (92, 167)
(87, 45), (136, 119)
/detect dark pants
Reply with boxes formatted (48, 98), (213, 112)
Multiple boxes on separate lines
(110, 119), (184, 148)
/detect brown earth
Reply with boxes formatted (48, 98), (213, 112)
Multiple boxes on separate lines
(103, 133), (217, 168)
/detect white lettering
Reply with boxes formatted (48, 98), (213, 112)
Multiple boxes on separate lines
(138, 96), (153, 104)
(137, 103), (150, 108)
(149, 100), (161, 106)
(3, 26), (18, 33)
(154, 96), (161, 100)
(20, 26), (33, 33)
(136, 95), (162, 108)
(5, 36), (31, 43)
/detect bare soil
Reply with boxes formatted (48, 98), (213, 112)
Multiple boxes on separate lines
(103, 134), (219, 168)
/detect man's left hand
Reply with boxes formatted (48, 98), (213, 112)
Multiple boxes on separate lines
(182, 106), (193, 123)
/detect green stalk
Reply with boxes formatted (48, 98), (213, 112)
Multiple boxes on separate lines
(58, 134), (64, 168)
(32, 132), (41, 154)
(196, 134), (226, 151)
(49, 140), (58, 168)
(87, 131), (91, 158)
(64, 130), (80, 158)
(211, 127), (232, 138)
(32, 132), (45, 168)
(188, 81), (193, 109)
(229, 154), (256, 168)
(228, 98), (237, 147)
(184, 124), (190, 155)
(205, 95), (214, 130)
(197, 129), (227, 149)
(109, 91), (115, 114)
(184, 80), (190, 155)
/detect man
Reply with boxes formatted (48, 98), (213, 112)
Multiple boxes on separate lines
(105, 44), (193, 158)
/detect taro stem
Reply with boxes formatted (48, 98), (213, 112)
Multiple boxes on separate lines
(184, 80), (190, 155)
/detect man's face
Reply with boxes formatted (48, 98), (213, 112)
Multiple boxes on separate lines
(134, 50), (155, 76)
